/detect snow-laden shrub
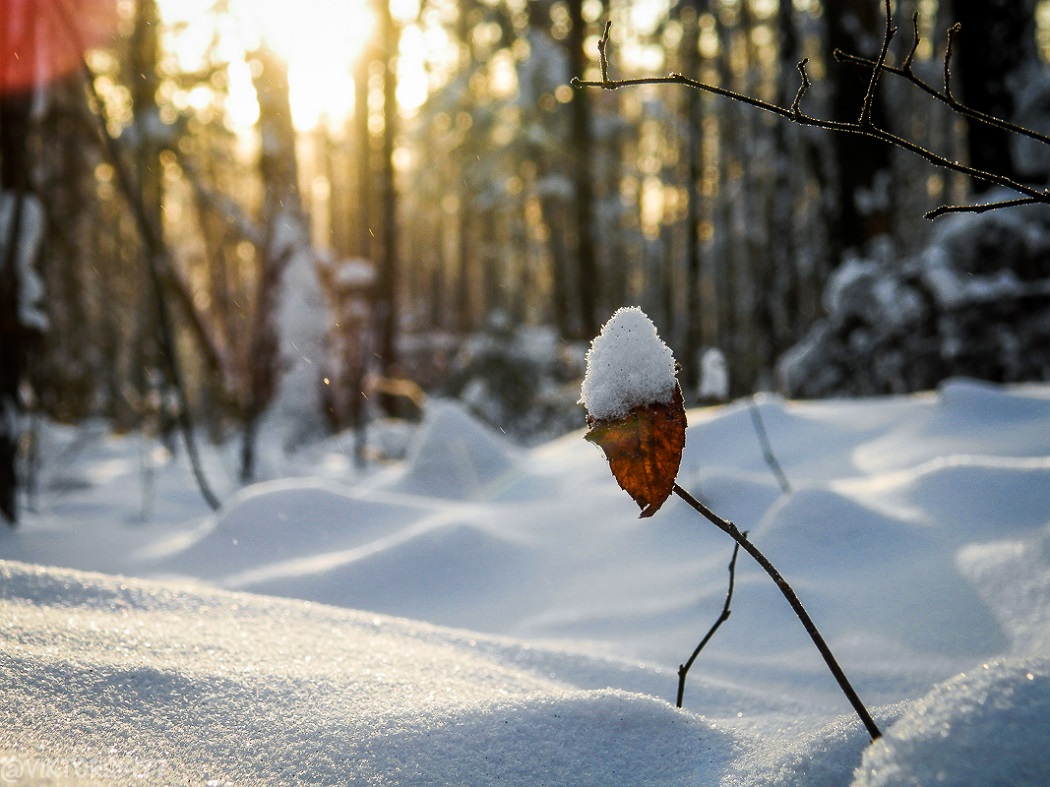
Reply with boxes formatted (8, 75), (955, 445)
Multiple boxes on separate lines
(440, 318), (585, 444)
(778, 198), (1050, 397)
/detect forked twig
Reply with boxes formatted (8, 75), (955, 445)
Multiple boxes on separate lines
(835, 23), (1050, 148)
(672, 483), (882, 741)
(573, 0), (1050, 220)
(676, 539), (742, 708)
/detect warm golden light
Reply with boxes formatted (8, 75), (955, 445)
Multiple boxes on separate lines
(230, 0), (373, 128)
(160, 0), (433, 131)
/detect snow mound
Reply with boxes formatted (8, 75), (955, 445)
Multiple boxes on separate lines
(150, 478), (430, 579)
(755, 487), (927, 574)
(853, 378), (1050, 473)
(882, 455), (1050, 537)
(722, 705), (907, 787)
(224, 519), (541, 630)
(580, 306), (677, 420)
(387, 400), (516, 499)
(0, 560), (734, 786)
(957, 522), (1050, 654)
(361, 689), (734, 786)
(855, 658), (1050, 787)
(681, 394), (887, 485)
(752, 487), (1007, 657)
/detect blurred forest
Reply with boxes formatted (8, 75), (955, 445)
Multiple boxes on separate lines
(3, 0), (1050, 523)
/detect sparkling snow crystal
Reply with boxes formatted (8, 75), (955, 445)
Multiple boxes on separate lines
(580, 307), (678, 421)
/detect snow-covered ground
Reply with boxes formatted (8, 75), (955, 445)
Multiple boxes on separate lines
(4, 378), (1050, 785)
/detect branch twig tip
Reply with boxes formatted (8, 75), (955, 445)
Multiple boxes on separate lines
(902, 12), (921, 73)
(597, 19), (612, 85)
(791, 58), (811, 119)
(944, 22), (962, 105)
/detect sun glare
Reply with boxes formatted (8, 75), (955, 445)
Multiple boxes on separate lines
(160, 0), (431, 131)
(229, 0), (373, 129)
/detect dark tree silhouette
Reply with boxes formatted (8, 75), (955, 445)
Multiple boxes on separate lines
(0, 88), (37, 525)
(950, 0), (1039, 189)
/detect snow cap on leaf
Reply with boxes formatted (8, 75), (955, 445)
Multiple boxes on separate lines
(581, 307), (686, 518)
(580, 306), (678, 421)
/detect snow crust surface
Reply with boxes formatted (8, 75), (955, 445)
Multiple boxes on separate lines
(5, 378), (1050, 784)
(580, 306), (678, 420)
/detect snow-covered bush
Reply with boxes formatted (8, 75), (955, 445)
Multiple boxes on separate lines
(440, 318), (585, 445)
(778, 198), (1050, 397)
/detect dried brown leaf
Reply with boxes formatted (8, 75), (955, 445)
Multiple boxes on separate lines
(585, 385), (687, 517)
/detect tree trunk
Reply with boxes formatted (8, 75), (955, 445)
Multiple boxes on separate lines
(128, 0), (172, 439)
(765, 0), (801, 364)
(565, 0), (600, 339)
(680, 1), (704, 393)
(824, 1), (894, 259)
(353, 37), (373, 259)
(0, 88), (40, 526)
(242, 48), (327, 478)
(950, 0), (1038, 190)
(373, 0), (400, 375)
(539, 185), (574, 337)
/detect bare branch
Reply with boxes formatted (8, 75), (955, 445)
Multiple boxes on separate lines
(836, 42), (1050, 149)
(673, 483), (881, 741)
(925, 197), (1045, 220)
(574, 12), (1050, 220)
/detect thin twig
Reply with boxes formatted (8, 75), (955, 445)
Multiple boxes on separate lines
(943, 23), (961, 107)
(598, 20), (612, 85)
(859, 0), (895, 127)
(900, 13), (921, 73)
(790, 58), (812, 119)
(677, 539), (741, 708)
(925, 197), (1043, 219)
(748, 397), (791, 494)
(672, 483), (882, 741)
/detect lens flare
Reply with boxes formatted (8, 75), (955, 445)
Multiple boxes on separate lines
(0, 0), (119, 93)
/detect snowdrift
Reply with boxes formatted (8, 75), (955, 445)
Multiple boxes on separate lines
(4, 381), (1050, 783)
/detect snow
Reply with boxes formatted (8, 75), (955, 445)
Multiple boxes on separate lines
(258, 209), (330, 455)
(700, 348), (729, 401)
(580, 306), (678, 420)
(329, 256), (376, 290)
(855, 659), (1050, 787)
(0, 191), (47, 332)
(4, 378), (1050, 783)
